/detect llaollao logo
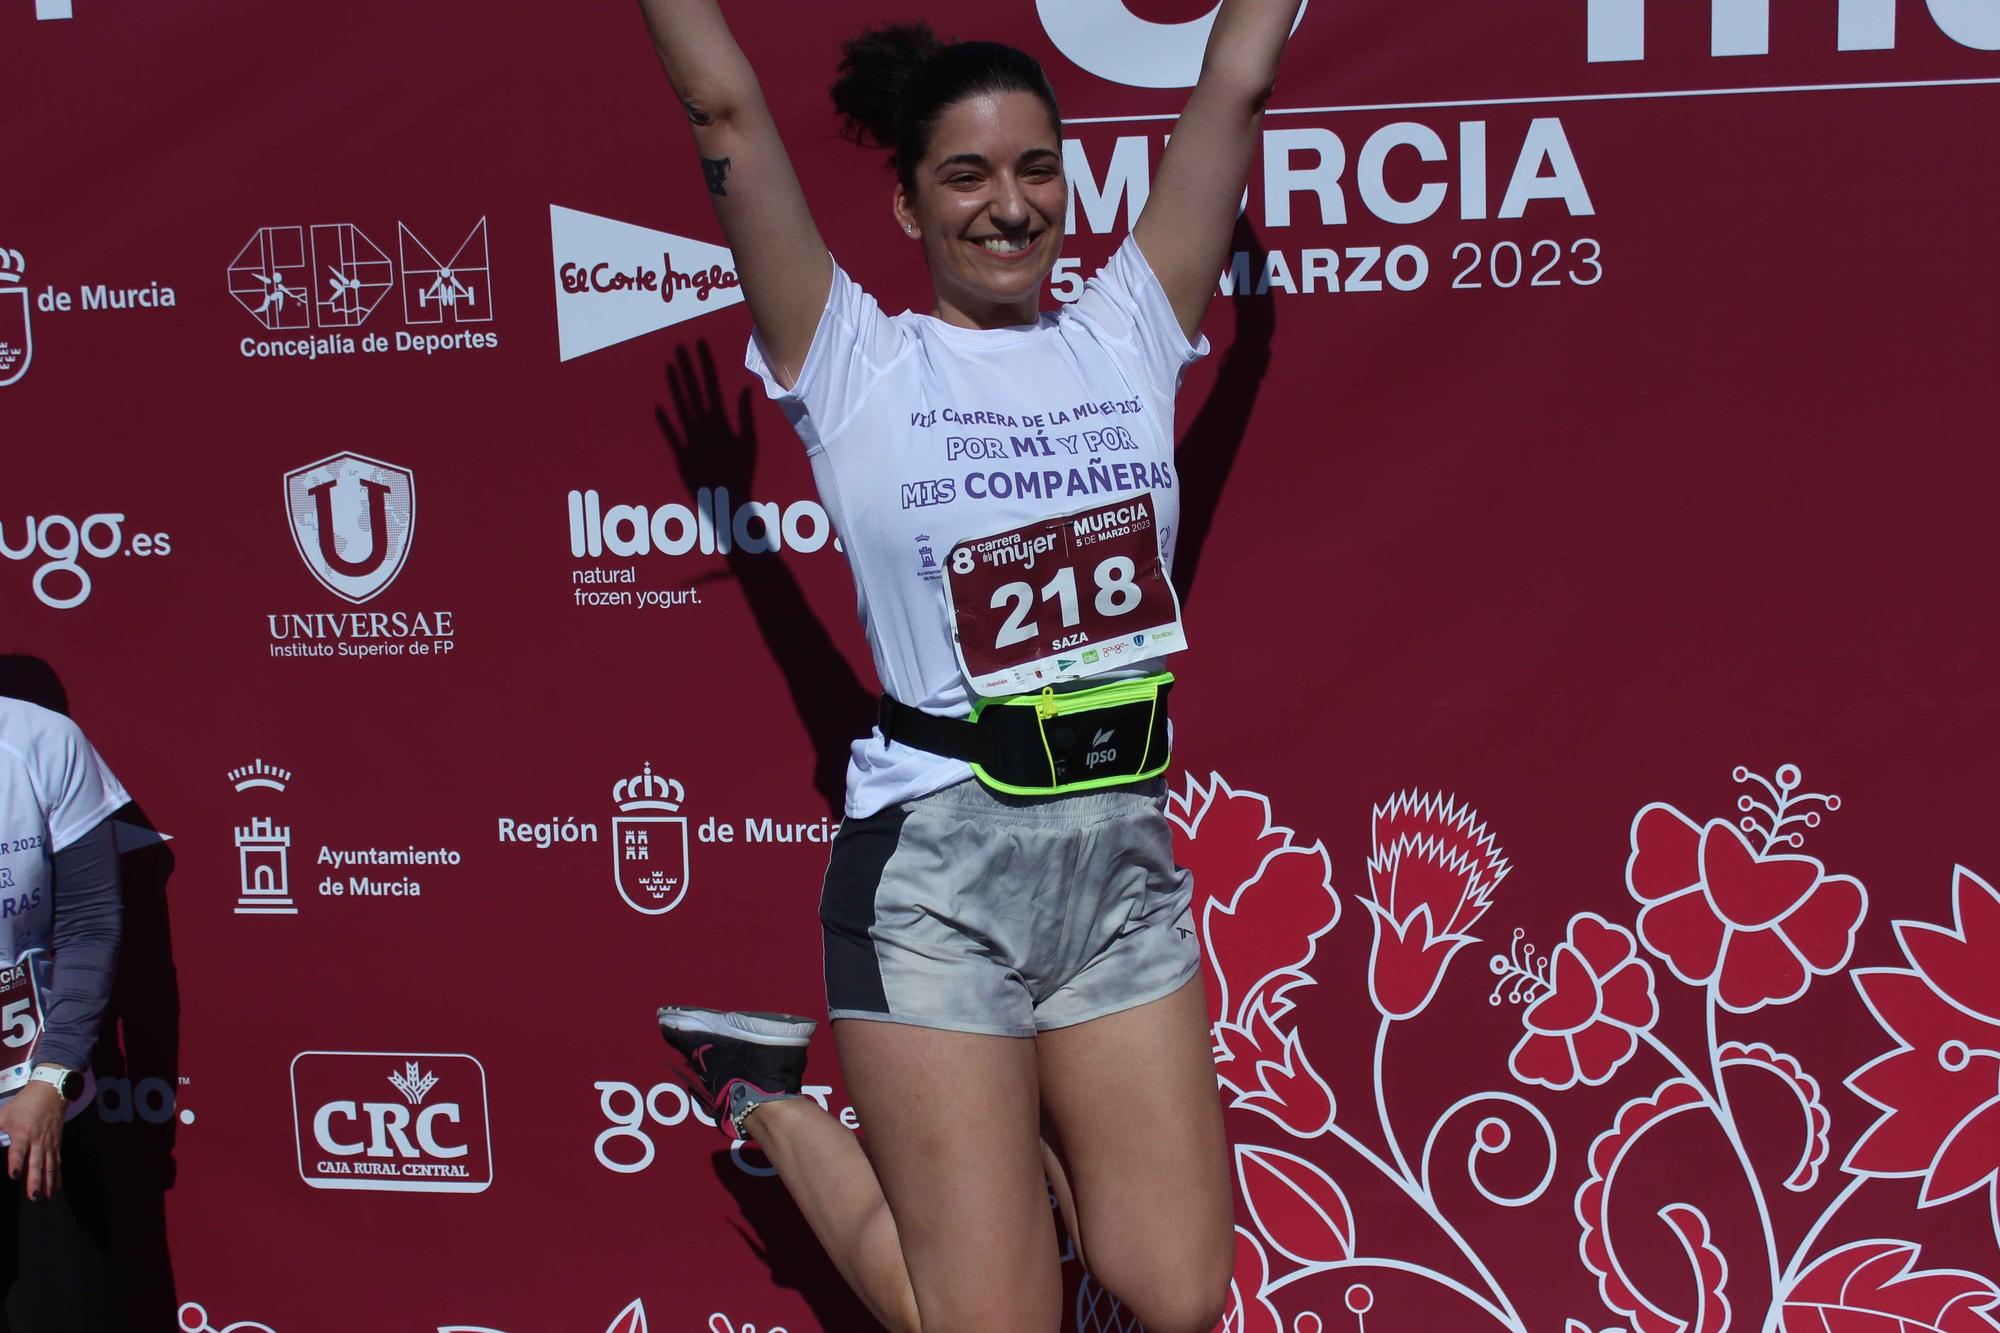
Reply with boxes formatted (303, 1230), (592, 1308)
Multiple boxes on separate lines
(1036, 0), (1309, 89)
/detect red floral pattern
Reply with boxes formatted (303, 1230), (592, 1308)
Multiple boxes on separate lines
(1626, 803), (1865, 1012)
(1363, 791), (1510, 1019)
(1780, 1240), (2000, 1333)
(1846, 867), (2000, 1241)
(1576, 1079), (1712, 1333)
(1169, 774), (1341, 1137)
(1509, 913), (1658, 1091)
(1109, 765), (1991, 1333)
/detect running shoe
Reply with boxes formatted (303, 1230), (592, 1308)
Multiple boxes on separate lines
(657, 1006), (817, 1140)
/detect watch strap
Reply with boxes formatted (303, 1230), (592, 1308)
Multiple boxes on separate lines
(28, 1065), (81, 1101)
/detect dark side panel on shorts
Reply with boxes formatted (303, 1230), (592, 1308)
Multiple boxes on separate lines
(818, 806), (910, 1017)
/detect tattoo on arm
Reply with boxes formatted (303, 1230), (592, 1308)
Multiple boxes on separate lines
(683, 99), (714, 127)
(702, 156), (731, 197)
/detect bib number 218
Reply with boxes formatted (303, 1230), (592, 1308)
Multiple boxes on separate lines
(943, 494), (1186, 697)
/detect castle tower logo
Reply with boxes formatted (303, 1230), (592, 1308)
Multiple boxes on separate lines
(282, 452), (416, 604)
(611, 762), (689, 917)
(227, 759), (292, 793)
(234, 816), (295, 915)
(228, 758), (296, 916)
(0, 248), (31, 388)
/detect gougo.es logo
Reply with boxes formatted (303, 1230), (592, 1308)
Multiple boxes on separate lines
(2, 511), (171, 610)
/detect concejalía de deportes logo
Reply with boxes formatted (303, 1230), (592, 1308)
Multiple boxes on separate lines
(228, 216), (498, 361)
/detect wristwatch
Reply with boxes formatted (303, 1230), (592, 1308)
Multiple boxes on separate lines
(28, 1065), (83, 1102)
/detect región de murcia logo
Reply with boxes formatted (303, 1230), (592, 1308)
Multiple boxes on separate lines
(612, 763), (689, 917)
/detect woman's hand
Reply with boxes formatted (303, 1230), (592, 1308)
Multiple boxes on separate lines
(0, 1082), (66, 1201)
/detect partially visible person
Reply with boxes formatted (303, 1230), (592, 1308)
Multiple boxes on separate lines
(0, 689), (125, 1331)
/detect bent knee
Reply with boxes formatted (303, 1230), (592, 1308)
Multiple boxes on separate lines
(1090, 1253), (1233, 1333)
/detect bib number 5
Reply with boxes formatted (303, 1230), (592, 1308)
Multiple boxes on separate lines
(0, 957), (44, 1092)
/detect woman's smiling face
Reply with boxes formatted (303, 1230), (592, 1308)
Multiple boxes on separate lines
(895, 90), (1067, 328)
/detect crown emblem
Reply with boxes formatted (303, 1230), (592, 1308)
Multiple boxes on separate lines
(613, 761), (683, 812)
(0, 249), (22, 286)
(387, 1062), (439, 1106)
(227, 758), (292, 793)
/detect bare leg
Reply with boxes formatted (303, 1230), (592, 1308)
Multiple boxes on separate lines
(836, 1019), (1059, 1332)
(743, 1020), (1061, 1332)
(1037, 976), (1234, 1333)
(744, 1096), (920, 1333)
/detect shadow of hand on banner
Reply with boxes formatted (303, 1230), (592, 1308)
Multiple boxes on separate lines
(0, 657), (180, 1331)
(655, 342), (874, 819)
(1172, 219), (1277, 612)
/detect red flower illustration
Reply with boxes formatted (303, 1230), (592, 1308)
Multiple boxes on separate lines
(1846, 867), (2000, 1242)
(1508, 913), (1658, 1091)
(1363, 791), (1509, 1019)
(1780, 1240), (2000, 1333)
(1169, 773), (1341, 1137)
(1626, 803), (1865, 1012)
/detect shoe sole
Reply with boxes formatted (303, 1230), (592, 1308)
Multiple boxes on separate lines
(657, 1006), (817, 1048)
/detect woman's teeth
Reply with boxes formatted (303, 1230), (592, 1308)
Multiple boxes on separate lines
(980, 235), (1033, 254)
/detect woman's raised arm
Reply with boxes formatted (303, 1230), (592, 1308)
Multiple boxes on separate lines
(1131, 0), (1306, 340)
(637, 0), (832, 388)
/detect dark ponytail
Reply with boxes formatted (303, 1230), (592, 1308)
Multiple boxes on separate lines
(831, 22), (1062, 190)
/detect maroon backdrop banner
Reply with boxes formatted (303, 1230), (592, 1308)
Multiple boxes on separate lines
(7, 2), (1999, 1330)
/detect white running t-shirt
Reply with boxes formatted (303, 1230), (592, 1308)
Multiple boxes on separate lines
(747, 236), (1208, 817)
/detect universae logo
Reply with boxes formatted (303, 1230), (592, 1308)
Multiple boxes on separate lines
(282, 452), (416, 605)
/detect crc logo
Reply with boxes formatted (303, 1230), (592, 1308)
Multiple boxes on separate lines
(1036, 0), (1310, 89)
(228, 218), (493, 331)
(291, 1051), (493, 1194)
(283, 452), (415, 604)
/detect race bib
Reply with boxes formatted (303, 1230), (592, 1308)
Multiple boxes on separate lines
(944, 494), (1186, 697)
(0, 955), (44, 1094)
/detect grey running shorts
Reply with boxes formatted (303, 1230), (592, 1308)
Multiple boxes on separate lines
(820, 777), (1200, 1038)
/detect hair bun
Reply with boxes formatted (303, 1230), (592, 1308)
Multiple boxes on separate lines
(832, 22), (944, 152)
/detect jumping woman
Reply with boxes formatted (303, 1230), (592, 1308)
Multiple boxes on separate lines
(638, 3), (1304, 1329)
